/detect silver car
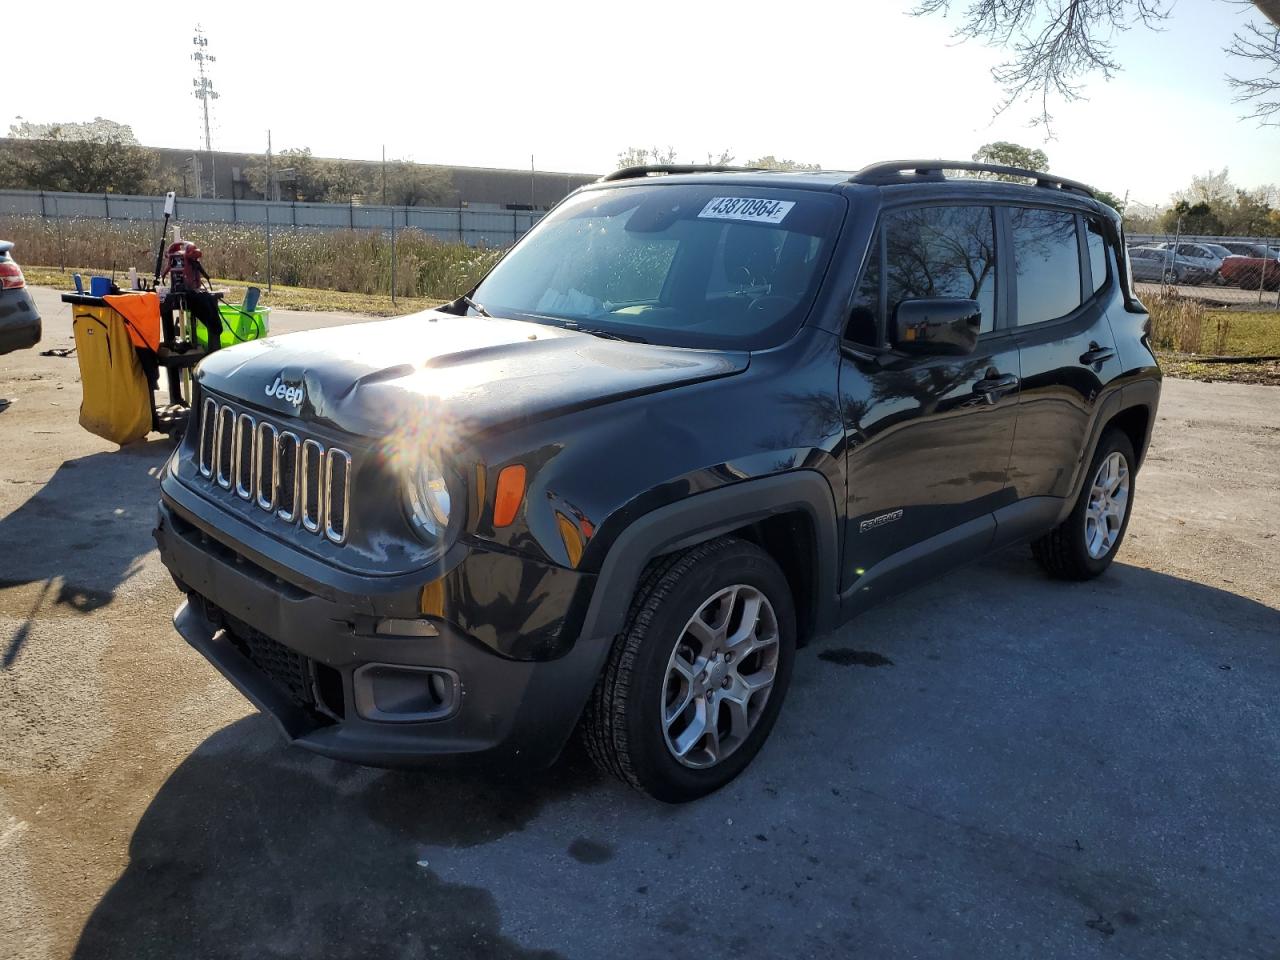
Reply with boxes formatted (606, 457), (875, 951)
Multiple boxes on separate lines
(1127, 244), (1216, 285)
(1149, 241), (1226, 285)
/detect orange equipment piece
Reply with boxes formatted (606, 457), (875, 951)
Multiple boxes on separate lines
(103, 292), (163, 353)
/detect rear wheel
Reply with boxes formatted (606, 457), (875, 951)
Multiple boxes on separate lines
(582, 537), (796, 802)
(1031, 429), (1136, 580)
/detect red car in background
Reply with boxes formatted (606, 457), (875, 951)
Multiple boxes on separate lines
(1218, 242), (1280, 291)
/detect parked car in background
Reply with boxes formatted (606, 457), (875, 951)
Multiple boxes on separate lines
(1145, 242), (1226, 285)
(0, 242), (41, 355)
(1217, 241), (1278, 259)
(1220, 249), (1280, 290)
(1127, 245), (1214, 285)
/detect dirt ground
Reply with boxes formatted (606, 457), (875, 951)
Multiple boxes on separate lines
(2, 286), (1278, 960)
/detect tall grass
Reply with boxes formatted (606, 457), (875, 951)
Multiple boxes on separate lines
(1146, 293), (1208, 353)
(0, 216), (504, 301)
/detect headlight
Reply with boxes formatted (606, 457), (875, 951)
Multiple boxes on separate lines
(406, 450), (452, 540)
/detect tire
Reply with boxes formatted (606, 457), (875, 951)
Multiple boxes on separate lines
(582, 537), (796, 802)
(1162, 268), (1178, 285)
(1031, 429), (1137, 580)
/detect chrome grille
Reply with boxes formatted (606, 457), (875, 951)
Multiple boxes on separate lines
(276, 432), (301, 523)
(214, 405), (235, 489)
(300, 439), (324, 534)
(196, 398), (352, 545)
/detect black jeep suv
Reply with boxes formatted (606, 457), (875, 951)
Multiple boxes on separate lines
(155, 161), (1160, 802)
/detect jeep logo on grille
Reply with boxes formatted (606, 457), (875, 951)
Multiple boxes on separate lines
(265, 376), (304, 406)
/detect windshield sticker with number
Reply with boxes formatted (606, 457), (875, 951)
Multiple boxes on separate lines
(697, 197), (795, 225)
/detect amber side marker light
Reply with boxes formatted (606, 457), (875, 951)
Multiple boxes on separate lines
(493, 465), (527, 527)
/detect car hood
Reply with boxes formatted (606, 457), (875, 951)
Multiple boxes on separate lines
(195, 309), (749, 437)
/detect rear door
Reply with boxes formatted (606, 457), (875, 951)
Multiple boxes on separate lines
(839, 202), (1020, 601)
(1001, 207), (1124, 532)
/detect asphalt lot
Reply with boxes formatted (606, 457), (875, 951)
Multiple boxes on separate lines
(2, 285), (1279, 960)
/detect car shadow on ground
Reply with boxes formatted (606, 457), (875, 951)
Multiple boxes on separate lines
(71, 556), (1280, 960)
(71, 714), (604, 960)
(0, 438), (172, 669)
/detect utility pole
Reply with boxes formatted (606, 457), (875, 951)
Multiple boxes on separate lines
(265, 130), (273, 291)
(530, 154), (536, 210)
(192, 25), (220, 199)
(382, 145), (387, 206)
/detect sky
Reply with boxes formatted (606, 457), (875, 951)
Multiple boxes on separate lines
(7, 0), (1279, 207)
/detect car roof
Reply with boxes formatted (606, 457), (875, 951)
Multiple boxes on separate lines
(581, 167), (1108, 216)
(581, 170), (852, 193)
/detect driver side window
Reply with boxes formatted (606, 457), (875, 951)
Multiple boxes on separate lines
(846, 207), (998, 346)
(884, 205), (997, 338)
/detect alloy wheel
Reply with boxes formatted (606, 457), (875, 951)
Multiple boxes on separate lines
(1085, 451), (1130, 559)
(661, 584), (780, 769)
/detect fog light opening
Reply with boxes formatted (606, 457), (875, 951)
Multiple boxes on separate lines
(352, 663), (459, 723)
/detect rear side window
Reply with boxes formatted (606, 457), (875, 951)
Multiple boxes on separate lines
(883, 205), (997, 335)
(1085, 219), (1108, 294)
(1010, 208), (1081, 325)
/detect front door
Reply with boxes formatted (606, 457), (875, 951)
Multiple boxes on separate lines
(839, 203), (1019, 604)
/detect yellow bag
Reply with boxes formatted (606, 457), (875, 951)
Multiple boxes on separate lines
(73, 306), (152, 445)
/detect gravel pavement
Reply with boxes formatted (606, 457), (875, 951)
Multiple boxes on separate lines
(2, 286), (1278, 960)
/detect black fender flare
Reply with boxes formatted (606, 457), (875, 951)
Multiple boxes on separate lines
(1054, 379), (1159, 525)
(578, 470), (842, 644)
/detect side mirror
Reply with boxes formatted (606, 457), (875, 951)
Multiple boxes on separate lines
(893, 298), (981, 356)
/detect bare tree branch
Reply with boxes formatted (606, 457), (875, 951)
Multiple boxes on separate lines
(913, 0), (1169, 130)
(1226, 19), (1280, 124)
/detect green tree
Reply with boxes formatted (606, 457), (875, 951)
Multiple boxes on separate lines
(245, 147), (323, 201)
(1159, 201), (1224, 236)
(616, 146), (678, 169)
(972, 141), (1049, 176)
(746, 155), (821, 171)
(2, 117), (157, 193)
(615, 146), (736, 169)
(372, 161), (453, 207)
(1221, 187), (1275, 236)
(1093, 188), (1125, 213)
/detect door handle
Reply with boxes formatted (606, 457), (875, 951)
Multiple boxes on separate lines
(1079, 342), (1116, 366)
(973, 372), (1019, 401)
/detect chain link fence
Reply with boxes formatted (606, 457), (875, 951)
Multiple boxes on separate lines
(0, 188), (538, 303)
(1125, 232), (1280, 309)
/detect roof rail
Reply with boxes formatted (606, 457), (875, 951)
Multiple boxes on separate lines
(849, 160), (1096, 198)
(599, 164), (766, 183)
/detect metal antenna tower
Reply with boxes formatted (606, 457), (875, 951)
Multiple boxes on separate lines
(192, 25), (220, 198)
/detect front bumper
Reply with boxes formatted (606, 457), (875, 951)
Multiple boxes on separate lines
(156, 498), (610, 769)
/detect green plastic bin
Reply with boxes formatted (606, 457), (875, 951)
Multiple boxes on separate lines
(195, 302), (271, 349)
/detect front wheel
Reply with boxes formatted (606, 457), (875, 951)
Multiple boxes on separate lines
(582, 537), (796, 802)
(1031, 429), (1136, 580)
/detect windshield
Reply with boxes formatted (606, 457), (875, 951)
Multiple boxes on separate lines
(469, 184), (846, 349)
